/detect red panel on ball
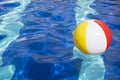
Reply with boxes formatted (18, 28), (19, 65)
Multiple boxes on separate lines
(95, 20), (112, 50)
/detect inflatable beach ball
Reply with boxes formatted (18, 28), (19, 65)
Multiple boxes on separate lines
(74, 20), (112, 55)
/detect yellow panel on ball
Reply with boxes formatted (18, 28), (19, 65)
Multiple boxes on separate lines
(74, 21), (88, 54)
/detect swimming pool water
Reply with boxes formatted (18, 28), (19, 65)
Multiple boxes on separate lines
(0, 0), (120, 80)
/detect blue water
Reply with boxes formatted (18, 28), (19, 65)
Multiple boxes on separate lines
(0, 0), (120, 80)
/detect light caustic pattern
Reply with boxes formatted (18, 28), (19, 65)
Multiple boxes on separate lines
(0, 0), (31, 80)
(74, 0), (105, 80)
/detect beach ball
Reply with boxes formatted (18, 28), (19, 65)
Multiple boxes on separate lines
(74, 20), (112, 55)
